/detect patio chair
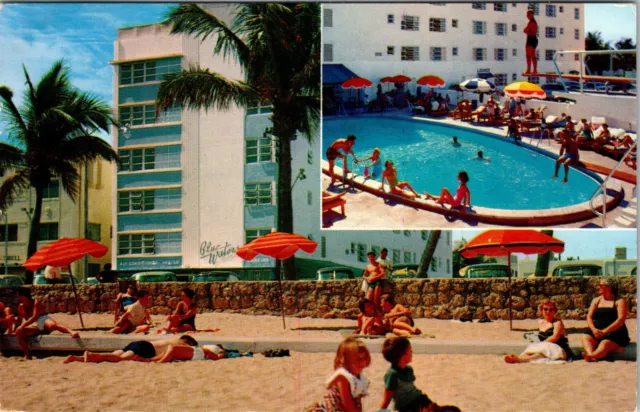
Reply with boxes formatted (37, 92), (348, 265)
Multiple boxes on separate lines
(322, 191), (347, 218)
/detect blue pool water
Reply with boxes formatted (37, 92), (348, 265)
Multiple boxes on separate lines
(322, 117), (601, 210)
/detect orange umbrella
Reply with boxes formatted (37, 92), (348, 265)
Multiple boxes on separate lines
(236, 232), (317, 328)
(390, 74), (411, 83)
(417, 74), (446, 88)
(458, 230), (564, 330)
(380, 76), (394, 83)
(504, 81), (547, 99)
(23, 238), (109, 328)
(341, 77), (373, 89)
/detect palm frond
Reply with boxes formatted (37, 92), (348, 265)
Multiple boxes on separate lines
(291, 95), (320, 143)
(0, 170), (30, 210)
(0, 143), (26, 169)
(156, 67), (256, 112)
(53, 162), (81, 202)
(0, 86), (28, 142)
(56, 134), (119, 165)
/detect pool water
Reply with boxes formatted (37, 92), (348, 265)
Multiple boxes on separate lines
(322, 117), (601, 210)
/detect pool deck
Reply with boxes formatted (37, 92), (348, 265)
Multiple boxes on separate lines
(321, 112), (637, 229)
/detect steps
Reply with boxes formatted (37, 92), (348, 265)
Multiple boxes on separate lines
(611, 197), (637, 228)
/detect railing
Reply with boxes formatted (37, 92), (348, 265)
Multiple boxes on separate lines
(552, 49), (637, 93)
(588, 141), (637, 227)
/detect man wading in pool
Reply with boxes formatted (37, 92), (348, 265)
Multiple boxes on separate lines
(326, 134), (359, 184)
(552, 133), (580, 184)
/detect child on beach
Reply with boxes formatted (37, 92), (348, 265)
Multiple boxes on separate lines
(380, 336), (459, 412)
(380, 295), (422, 337)
(424, 171), (471, 211)
(157, 288), (198, 334)
(0, 301), (15, 335)
(306, 337), (371, 412)
(110, 290), (155, 334)
(354, 299), (387, 336)
(362, 252), (386, 309)
(356, 148), (382, 180)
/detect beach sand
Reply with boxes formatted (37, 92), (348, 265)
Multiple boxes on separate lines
(0, 313), (636, 412)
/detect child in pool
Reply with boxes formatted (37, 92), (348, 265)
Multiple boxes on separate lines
(356, 148), (383, 179)
(381, 160), (421, 199)
(451, 136), (461, 147)
(424, 171), (471, 211)
(472, 151), (491, 162)
(306, 337), (371, 412)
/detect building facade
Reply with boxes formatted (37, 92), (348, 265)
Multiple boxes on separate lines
(322, 3), (583, 87)
(111, 7), (453, 277)
(0, 161), (113, 278)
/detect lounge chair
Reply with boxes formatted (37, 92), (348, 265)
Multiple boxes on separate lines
(471, 106), (486, 123)
(322, 191), (346, 218)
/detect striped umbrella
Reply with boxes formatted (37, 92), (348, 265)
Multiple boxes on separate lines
(504, 81), (547, 99)
(417, 74), (446, 88)
(460, 78), (496, 93)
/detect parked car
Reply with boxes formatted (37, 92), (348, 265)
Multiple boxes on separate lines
(390, 264), (418, 279)
(459, 264), (513, 278)
(0, 275), (24, 286)
(86, 277), (99, 285)
(33, 274), (73, 285)
(316, 267), (355, 281)
(551, 264), (602, 277)
(130, 271), (178, 282)
(542, 83), (567, 93)
(190, 271), (239, 282)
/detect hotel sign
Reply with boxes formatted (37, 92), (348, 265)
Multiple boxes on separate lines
(118, 257), (182, 271)
(200, 241), (239, 265)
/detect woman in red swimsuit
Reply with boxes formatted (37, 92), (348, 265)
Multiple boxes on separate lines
(424, 171), (471, 211)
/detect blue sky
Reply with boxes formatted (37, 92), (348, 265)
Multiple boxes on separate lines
(452, 229), (637, 260)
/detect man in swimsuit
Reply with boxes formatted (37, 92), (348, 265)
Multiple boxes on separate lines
(326, 135), (358, 184)
(110, 290), (155, 334)
(552, 133), (580, 183)
(362, 252), (386, 309)
(376, 248), (393, 280)
(523, 9), (538, 73)
(63, 335), (198, 364)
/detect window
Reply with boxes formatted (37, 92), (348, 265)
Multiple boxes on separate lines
(401, 15), (419, 31)
(323, 8), (332, 27)
(421, 231), (428, 240)
(430, 47), (445, 61)
(452, 47), (458, 57)
(392, 249), (401, 265)
(495, 23), (506, 36)
(574, 8), (579, 20)
(118, 232), (180, 256)
(545, 27), (556, 39)
(545, 50), (556, 61)
(527, 3), (539, 16)
(246, 138), (273, 164)
(429, 18), (446, 32)
(512, 73), (517, 81)
(119, 58), (181, 86)
(87, 223), (101, 241)
(446, 259), (450, 273)
(472, 21), (486, 35)
(545, 5), (556, 17)
(512, 48), (518, 57)
(387, 14), (394, 24)
(357, 243), (366, 262)
(307, 150), (313, 165)
(321, 236), (326, 258)
(530, 76), (540, 85)
(473, 48), (486, 61)
(559, 6), (564, 13)
(512, 24), (517, 32)
(535, 50), (540, 61)
(119, 147), (154, 172)
(245, 228), (271, 244)
(472, 3), (486, 10)
(494, 3), (507, 12)
(375, 52), (382, 57)
(574, 54), (580, 62)
(495, 48), (506, 61)
(430, 258), (437, 271)
(401, 47), (419, 61)
(119, 104), (181, 126)
(546, 77), (557, 85)
(38, 223), (58, 241)
(387, 46), (395, 55)
(350, 242), (356, 254)
(452, 19), (458, 28)
(404, 252), (412, 264)
(323, 44), (333, 62)
(307, 191), (312, 205)
(370, 245), (380, 257)
(0, 224), (18, 242)
(574, 29), (580, 40)
(559, 28), (563, 35)
(244, 182), (273, 206)
(403, 230), (411, 237)
(495, 73), (507, 86)
(43, 180), (60, 199)
(118, 188), (181, 212)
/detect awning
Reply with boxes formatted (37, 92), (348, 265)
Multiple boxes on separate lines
(323, 64), (360, 86)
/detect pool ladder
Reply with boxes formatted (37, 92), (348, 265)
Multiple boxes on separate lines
(588, 142), (637, 228)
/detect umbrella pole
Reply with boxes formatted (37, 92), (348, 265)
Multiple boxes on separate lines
(508, 255), (512, 331)
(275, 259), (286, 329)
(68, 265), (85, 328)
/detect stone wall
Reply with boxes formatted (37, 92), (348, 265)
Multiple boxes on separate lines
(0, 277), (636, 320)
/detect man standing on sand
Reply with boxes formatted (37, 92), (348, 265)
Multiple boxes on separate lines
(326, 134), (358, 184)
(377, 248), (393, 280)
(552, 133), (580, 183)
(362, 251), (386, 308)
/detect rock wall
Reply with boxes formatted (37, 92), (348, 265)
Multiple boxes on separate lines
(0, 277), (636, 320)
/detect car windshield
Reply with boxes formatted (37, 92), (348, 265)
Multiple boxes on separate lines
(195, 274), (228, 281)
(317, 273), (332, 280)
(554, 266), (601, 277)
(468, 268), (509, 278)
(334, 271), (352, 279)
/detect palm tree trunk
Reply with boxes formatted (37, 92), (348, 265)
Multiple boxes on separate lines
(417, 230), (441, 278)
(25, 186), (44, 284)
(534, 230), (554, 277)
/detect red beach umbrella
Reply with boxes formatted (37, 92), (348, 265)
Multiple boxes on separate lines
(380, 76), (394, 83)
(23, 237), (109, 328)
(416, 74), (446, 88)
(341, 77), (373, 89)
(458, 230), (564, 330)
(390, 74), (412, 83)
(236, 232), (317, 328)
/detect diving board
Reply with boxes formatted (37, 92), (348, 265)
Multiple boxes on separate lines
(521, 72), (636, 84)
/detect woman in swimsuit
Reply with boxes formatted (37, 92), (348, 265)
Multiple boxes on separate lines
(158, 288), (198, 334)
(380, 160), (420, 199)
(424, 171), (471, 211)
(114, 284), (137, 323)
(505, 300), (574, 363)
(582, 277), (631, 362)
(380, 294), (421, 337)
(523, 9), (538, 73)
(15, 288), (79, 359)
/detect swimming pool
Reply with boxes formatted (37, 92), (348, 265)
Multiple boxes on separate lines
(322, 117), (601, 210)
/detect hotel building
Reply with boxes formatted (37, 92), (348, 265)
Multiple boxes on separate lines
(110, 5), (453, 277)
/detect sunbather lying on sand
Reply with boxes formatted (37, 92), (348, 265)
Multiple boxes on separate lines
(154, 343), (252, 362)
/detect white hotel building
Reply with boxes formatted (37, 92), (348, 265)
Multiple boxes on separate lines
(322, 3), (583, 87)
(110, 5), (453, 277)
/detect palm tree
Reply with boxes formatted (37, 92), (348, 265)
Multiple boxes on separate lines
(417, 230), (441, 278)
(156, 4), (320, 280)
(614, 37), (636, 71)
(585, 31), (612, 74)
(0, 60), (119, 283)
(534, 230), (554, 277)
